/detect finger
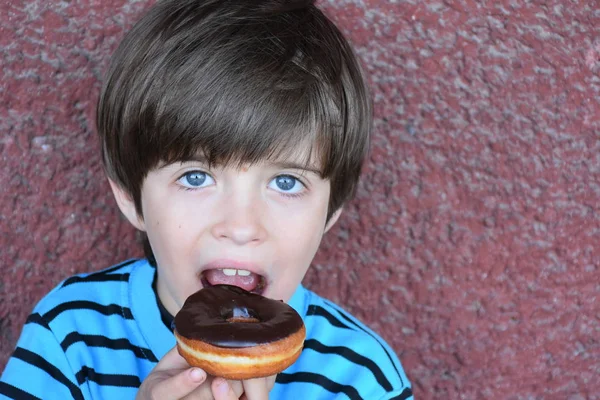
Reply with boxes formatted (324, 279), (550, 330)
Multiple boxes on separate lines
(181, 376), (243, 400)
(153, 346), (191, 372)
(212, 377), (240, 400)
(266, 374), (277, 391)
(227, 379), (245, 398)
(240, 377), (269, 400)
(149, 367), (207, 400)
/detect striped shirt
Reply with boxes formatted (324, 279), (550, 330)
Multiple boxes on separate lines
(0, 259), (413, 399)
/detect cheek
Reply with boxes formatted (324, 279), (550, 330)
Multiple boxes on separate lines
(142, 195), (191, 256)
(275, 214), (325, 267)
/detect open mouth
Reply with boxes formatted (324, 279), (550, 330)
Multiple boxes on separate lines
(200, 268), (267, 295)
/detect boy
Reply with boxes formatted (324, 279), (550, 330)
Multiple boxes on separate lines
(0, 0), (413, 399)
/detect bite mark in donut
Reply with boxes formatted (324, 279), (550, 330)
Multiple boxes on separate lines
(174, 284), (306, 380)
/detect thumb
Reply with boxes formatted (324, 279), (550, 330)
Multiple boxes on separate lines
(137, 347), (206, 400)
(154, 346), (191, 372)
(148, 367), (206, 400)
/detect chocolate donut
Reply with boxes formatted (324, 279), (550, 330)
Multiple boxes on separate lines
(174, 284), (306, 380)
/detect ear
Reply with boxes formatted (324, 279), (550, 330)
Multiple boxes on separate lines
(324, 208), (343, 233)
(108, 179), (146, 231)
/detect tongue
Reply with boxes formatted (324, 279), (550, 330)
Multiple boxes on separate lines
(204, 269), (261, 292)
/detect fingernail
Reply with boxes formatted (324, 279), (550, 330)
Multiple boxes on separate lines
(189, 368), (205, 382)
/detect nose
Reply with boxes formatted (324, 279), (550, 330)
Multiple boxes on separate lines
(211, 192), (267, 245)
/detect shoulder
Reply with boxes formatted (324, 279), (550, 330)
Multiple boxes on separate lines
(29, 258), (145, 332)
(0, 259), (152, 399)
(285, 288), (413, 399)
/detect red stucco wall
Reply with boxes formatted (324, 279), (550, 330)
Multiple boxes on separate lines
(1, 1), (599, 398)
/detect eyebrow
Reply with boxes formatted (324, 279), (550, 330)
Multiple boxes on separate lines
(163, 155), (322, 175)
(158, 154), (209, 169)
(271, 161), (322, 175)
(182, 154), (209, 164)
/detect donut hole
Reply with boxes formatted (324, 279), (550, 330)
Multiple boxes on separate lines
(222, 306), (261, 323)
(226, 317), (261, 323)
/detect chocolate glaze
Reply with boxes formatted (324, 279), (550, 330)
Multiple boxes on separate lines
(174, 284), (304, 348)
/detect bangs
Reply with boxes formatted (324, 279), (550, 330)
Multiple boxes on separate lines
(154, 71), (338, 176)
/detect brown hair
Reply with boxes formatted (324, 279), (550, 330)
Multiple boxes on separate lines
(97, 0), (372, 223)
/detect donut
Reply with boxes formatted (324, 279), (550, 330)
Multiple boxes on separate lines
(173, 284), (306, 380)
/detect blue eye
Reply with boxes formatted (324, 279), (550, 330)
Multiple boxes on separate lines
(269, 175), (304, 194)
(178, 171), (214, 189)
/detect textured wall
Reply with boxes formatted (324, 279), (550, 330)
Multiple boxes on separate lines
(1, 0), (599, 398)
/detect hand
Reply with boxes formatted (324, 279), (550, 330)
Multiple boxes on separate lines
(136, 346), (275, 400)
(136, 347), (242, 400)
(212, 375), (277, 400)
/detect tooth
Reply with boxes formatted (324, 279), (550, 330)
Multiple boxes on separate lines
(222, 268), (237, 276)
(237, 269), (251, 276)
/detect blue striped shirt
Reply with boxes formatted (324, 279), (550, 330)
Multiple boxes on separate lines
(0, 259), (412, 399)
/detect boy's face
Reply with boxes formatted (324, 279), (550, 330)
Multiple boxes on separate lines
(111, 148), (341, 315)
